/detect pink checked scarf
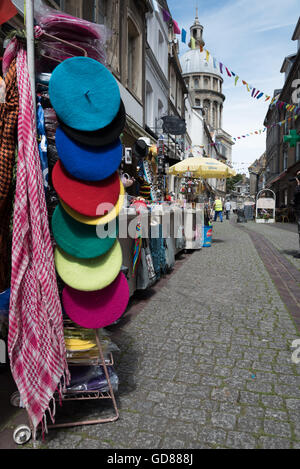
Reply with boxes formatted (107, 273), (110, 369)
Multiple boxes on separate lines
(8, 45), (69, 436)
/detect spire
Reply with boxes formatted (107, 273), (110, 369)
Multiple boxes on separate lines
(188, 10), (205, 49)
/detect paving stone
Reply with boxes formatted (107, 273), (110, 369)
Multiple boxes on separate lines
(260, 395), (285, 410)
(259, 436), (292, 449)
(285, 398), (300, 410)
(237, 416), (263, 433)
(211, 412), (237, 430)
(265, 409), (289, 422)
(178, 408), (207, 424)
(211, 387), (239, 404)
(198, 428), (227, 446)
(264, 419), (292, 438)
(226, 431), (257, 449)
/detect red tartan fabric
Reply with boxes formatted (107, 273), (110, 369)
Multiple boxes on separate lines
(8, 47), (69, 434)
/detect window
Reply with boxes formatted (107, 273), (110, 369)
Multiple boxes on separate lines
(283, 151), (288, 170)
(284, 188), (288, 206)
(195, 98), (201, 107)
(177, 81), (182, 113)
(212, 105), (217, 128)
(158, 99), (164, 119)
(170, 69), (176, 102)
(296, 142), (300, 162)
(204, 76), (210, 88)
(194, 77), (199, 88)
(60, 0), (81, 17)
(97, 0), (107, 23)
(284, 116), (289, 134)
(145, 81), (153, 127)
(105, 1), (120, 74)
(82, 0), (95, 21)
(158, 30), (164, 64)
(127, 17), (142, 99)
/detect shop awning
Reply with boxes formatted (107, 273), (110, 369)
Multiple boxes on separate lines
(126, 116), (156, 144)
(266, 171), (287, 187)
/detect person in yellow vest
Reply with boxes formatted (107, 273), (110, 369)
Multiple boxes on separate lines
(213, 198), (223, 222)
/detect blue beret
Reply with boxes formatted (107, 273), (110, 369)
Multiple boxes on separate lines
(55, 126), (123, 181)
(49, 57), (121, 131)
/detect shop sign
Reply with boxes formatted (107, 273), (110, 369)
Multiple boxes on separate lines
(161, 116), (187, 135)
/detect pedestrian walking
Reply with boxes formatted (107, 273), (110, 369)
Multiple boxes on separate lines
(213, 198), (223, 222)
(225, 200), (231, 220)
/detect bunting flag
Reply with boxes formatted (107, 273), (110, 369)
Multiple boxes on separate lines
(162, 8), (171, 23)
(181, 28), (187, 43)
(173, 19), (181, 35)
(225, 67), (232, 77)
(206, 50), (210, 62)
(219, 63), (223, 74)
(190, 37), (196, 50)
(0, 0), (17, 25)
(234, 75), (239, 86)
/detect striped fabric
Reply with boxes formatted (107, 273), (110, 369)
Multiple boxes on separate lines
(8, 47), (69, 436)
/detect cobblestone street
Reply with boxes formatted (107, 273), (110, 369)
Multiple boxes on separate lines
(2, 219), (300, 449)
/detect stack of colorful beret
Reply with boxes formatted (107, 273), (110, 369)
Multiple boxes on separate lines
(49, 56), (129, 329)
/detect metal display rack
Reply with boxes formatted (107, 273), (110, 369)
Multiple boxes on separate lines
(12, 329), (119, 444)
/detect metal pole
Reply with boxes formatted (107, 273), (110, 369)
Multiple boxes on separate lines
(25, 0), (36, 110)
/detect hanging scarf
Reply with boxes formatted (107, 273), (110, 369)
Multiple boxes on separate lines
(8, 46), (69, 437)
(0, 58), (19, 291)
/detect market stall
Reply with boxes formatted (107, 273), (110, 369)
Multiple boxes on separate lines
(168, 156), (236, 249)
(0, 0), (193, 444)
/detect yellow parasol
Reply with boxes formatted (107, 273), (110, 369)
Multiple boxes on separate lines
(168, 157), (236, 179)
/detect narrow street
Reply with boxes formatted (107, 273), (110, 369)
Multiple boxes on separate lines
(3, 219), (300, 449)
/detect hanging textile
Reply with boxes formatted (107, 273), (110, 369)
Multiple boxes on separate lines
(0, 0), (17, 26)
(0, 59), (19, 292)
(8, 46), (69, 436)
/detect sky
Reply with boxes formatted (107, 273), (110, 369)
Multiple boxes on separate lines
(167, 0), (299, 174)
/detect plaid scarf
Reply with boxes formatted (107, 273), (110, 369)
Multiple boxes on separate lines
(8, 46), (69, 436)
(0, 58), (18, 291)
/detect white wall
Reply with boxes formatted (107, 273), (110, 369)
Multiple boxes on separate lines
(146, 10), (168, 78)
(145, 8), (169, 134)
(118, 80), (143, 127)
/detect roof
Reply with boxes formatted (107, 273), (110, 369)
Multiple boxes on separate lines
(180, 49), (223, 79)
(292, 17), (300, 40)
(280, 54), (297, 73)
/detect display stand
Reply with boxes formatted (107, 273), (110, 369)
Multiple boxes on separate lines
(256, 189), (276, 223)
(12, 329), (119, 444)
(49, 330), (119, 429)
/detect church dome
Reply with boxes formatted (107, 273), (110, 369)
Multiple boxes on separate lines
(180, 49), (223, 79)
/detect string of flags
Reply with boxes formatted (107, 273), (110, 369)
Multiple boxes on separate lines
(185, 114), (299, 151)
(154, 1), (300, 112)
(217, 114), (298, 145)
